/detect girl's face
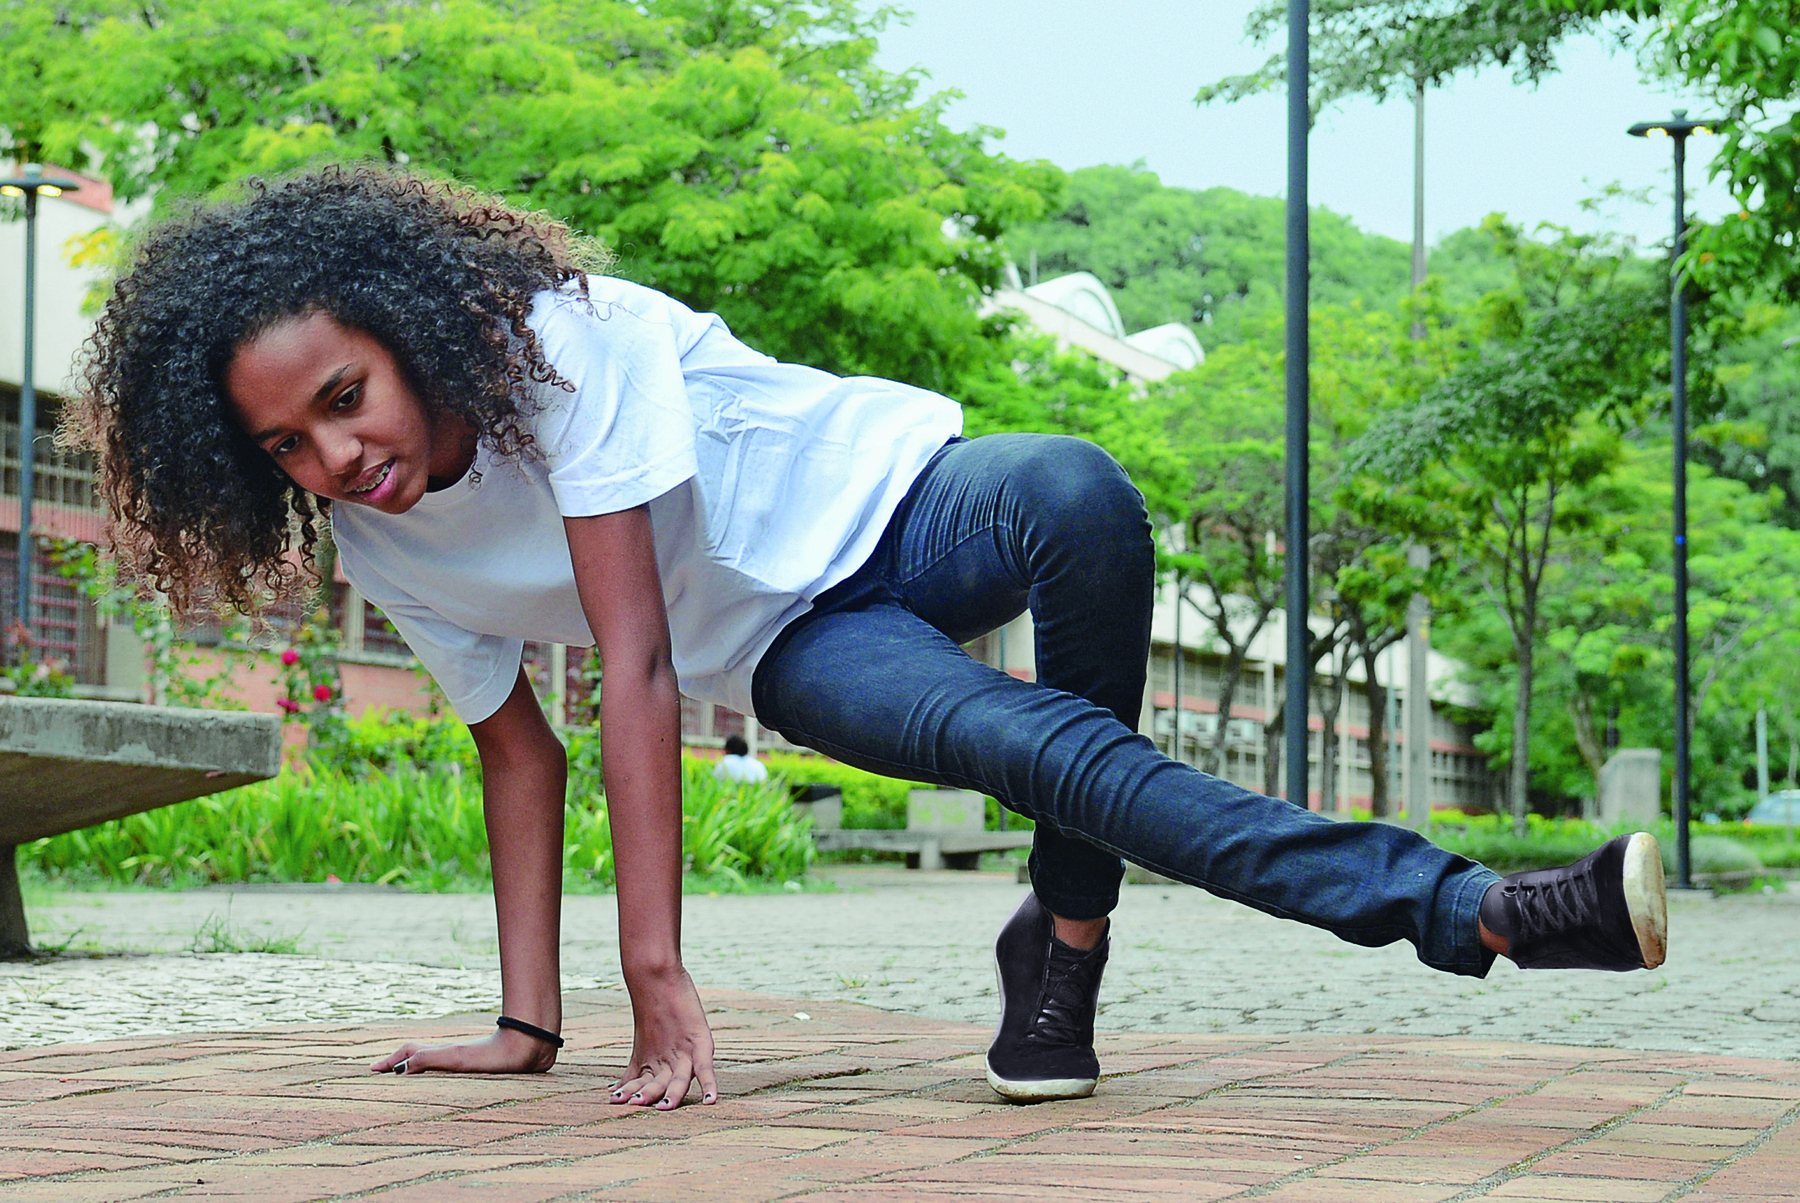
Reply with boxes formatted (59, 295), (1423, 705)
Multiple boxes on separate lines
(225, 313), (475, 513)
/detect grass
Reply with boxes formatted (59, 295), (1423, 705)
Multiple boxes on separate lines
(22, 756), (813, 893)
(187, 911), (311, 955)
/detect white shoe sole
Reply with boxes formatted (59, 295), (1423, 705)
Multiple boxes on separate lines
(985, 1058), (1097, 1102)
(1623, 832), (1668, 970)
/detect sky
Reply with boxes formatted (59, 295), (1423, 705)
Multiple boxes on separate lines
(871, 0), (1735, 253)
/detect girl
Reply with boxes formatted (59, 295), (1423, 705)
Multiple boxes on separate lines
(70, 166), (1667, 1111)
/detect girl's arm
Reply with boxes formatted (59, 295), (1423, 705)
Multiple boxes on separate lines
(563, 503), (718, 1109)
(371, 668), (569, 1075)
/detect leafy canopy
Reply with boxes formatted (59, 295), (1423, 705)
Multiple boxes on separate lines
(0, 0), (1061, 391)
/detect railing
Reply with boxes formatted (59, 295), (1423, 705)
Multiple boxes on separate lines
(0, 540), (105, 684)
(1, 419), (100, 512)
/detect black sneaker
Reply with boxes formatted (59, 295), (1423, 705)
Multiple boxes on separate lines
(985, 893), (1108, 1102)
(1482, 832), (1668, 970)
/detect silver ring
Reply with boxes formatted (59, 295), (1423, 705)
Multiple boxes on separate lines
(392, 1058), (410, 1075)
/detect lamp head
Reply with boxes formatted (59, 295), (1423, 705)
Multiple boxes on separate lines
(1628, 110), (1722, 139)
(0, 162), (82, 198)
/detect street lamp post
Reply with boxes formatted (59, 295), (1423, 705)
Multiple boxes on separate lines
(1285, 0), (1311, 808)
(0, 164), (81, 663)
(1627, 110), (1717, 891)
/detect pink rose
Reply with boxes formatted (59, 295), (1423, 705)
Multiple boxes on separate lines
(280, 649), (300, 665)
(312, 684), (333, 702)
(276, 697), (301, 713)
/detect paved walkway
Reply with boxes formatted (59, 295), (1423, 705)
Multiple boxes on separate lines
(4, 986), (1800, 1202)
(9, 873), (1800, 1058)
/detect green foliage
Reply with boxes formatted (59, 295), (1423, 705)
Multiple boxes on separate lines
(1006, 164), (1409, 349)
(1738, 823), (1800, 869)
(1643, 1), (1800, 300)
(1693, 298), (1800, 528)
(21, 754), (811, 890)
(1423, 813), (1775, 881)
(1354, 222), (1671, 827)
(0, 0), (1059, 394)
(762, 750), (918, 829)
(1422, 812), (1619, 873)
(1430, 437), (1800, 820)
(305, 706), (483, 780)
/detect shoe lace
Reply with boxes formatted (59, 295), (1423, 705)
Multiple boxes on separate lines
(1510, 866), (1599, 944)
(1028, 943), (1104, 1048)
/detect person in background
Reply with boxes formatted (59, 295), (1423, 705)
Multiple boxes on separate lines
(713, 734), (769, 784)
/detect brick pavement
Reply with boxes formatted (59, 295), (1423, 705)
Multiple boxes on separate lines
(4, 987), (1799, 1202)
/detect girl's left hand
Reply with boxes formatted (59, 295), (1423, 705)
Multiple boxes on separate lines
(613, 966), (719, 1109)
(370, 1028), (557, 1076)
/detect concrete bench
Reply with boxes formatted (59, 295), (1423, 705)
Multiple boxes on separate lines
(0, 697), (282, 956)
(810, 788), (1033, 870)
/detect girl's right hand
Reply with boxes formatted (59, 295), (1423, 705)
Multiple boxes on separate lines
(613, 965), (719, 1109)
(370, 1027), (558, 1076)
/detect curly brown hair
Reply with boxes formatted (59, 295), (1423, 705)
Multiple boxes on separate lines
(63, 164), (605, 615)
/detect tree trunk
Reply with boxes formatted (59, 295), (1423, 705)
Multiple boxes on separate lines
(1570, 690), (1606, 801)
(1510, 629), (1534, 837)
(1202, 636), (1262, 778)
(1361, 652), (1389, 818)
(1264, 698), (1285, 798)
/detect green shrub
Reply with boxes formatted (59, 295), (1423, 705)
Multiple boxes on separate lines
(1421, 813), (1610, 874)
(24, 756), (811, 891)
(1737, 824), (1800, 869)
(306, 708), (481, 781)
(1682, 835), (1765, 878)
(763, 751), (920, 829)
(760, 751), (1032, 832)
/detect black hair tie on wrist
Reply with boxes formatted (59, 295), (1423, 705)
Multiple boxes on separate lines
(496, 1015), (565, 1048)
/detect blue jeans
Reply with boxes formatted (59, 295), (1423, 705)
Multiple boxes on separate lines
(752, 433), (1499, 976)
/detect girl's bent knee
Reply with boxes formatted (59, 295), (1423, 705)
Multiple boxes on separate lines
(1014, 438), (1146, 534)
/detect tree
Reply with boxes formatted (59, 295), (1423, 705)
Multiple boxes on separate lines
(1196, 1), (1607, 113)
(1637, 1), (1800, 301)
(1691, 297), (1800, 528)
(1157, 299), (1458, 807)
(1438, 438), (1800, 818)
(1004, 164), (1411, 349)
(1197, 0), (1619, 342)
(0, 0), (1060, 393)
(1154, 343), (1286, 779)
(1354, 223), (1668, 832)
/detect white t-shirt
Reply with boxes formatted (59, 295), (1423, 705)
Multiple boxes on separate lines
(333, 277), (963, 724)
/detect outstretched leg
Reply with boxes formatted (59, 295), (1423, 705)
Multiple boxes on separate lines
(754, 589), (1497, 974)
(754, 433), (1501, 970)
